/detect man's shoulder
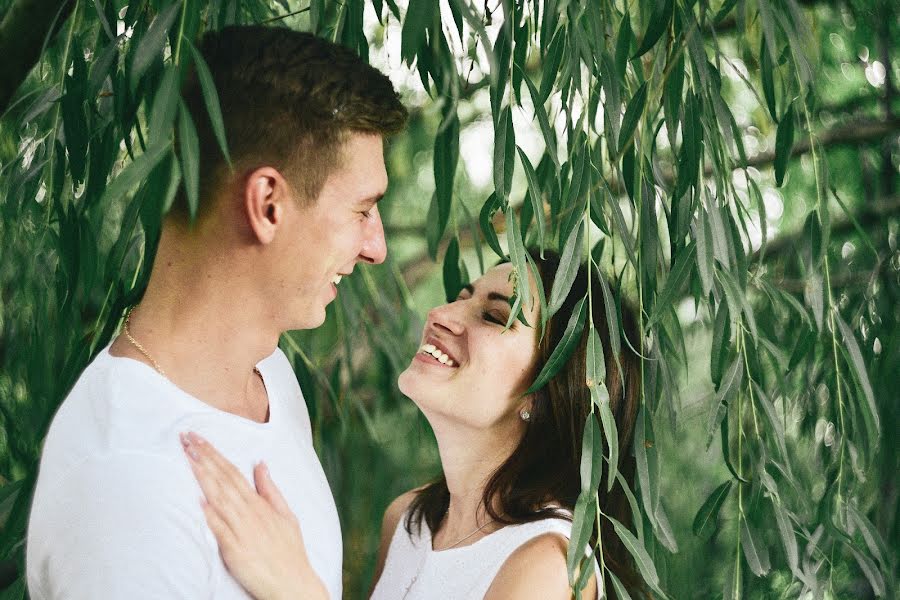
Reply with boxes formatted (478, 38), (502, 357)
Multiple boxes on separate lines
(39, 350), (188, 474)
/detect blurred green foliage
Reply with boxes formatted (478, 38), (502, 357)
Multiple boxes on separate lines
(0, 0), (897, 598)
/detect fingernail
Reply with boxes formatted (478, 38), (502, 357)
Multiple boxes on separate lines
(260, 462), (270, 477)
(179, 432), (189, 447)
(187, 431), (205, 445)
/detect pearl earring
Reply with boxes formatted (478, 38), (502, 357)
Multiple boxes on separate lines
(520, 409), (531, 422)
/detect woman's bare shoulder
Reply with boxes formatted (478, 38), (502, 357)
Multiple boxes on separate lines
(484, 532), (597, 600)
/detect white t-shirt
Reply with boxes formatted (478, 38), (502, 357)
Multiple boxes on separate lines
(26, 346), (342, 599)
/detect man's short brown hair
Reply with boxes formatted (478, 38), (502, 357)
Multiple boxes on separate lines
(179, 26), (407, 214)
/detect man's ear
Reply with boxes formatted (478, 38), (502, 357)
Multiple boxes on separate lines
(243, 167), (291, 244)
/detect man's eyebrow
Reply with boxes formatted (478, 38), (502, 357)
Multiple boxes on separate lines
(360, 193), (384, 205)
(459, 284), (510, 304)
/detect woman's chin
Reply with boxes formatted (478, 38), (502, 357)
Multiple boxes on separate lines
(397, 369), (442, 413)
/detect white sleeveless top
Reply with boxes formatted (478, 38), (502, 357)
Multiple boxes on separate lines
(371, 509), (601, 599)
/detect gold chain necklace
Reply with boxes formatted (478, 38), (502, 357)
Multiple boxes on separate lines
(123, 307), (261, 380)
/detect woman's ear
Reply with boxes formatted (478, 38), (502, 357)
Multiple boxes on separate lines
(244, 167), (291, 244)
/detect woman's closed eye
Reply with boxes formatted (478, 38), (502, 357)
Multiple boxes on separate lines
(482, 310), (506, 325)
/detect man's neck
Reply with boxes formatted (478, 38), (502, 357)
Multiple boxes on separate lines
(109, 222), (279, 422)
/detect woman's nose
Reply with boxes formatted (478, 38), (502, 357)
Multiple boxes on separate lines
(427, 303), (464, 336)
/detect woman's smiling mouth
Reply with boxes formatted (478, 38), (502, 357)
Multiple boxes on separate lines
(417, 343), (457, 367)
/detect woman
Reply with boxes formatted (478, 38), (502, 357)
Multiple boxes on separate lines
(180, 250), (644, 599)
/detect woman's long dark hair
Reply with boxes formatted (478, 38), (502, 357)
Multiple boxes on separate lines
(405, 249), (645, 598)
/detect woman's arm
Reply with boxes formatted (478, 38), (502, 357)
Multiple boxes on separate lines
(180, 432), (329, 600)
(483, 533), (598, 600)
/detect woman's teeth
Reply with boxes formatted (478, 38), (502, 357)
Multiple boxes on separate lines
(419, 344), (455, 367)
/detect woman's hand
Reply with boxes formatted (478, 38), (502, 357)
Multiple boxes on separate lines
(180, 431), (329, 600)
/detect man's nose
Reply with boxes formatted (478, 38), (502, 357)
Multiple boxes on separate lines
(359, 205), (387, 264)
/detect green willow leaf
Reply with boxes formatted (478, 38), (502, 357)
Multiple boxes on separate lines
(608, 570), (633, 600)
(525, 296), (586, 395)
(178, 102), (200, 221)
(129, 2), (181, 90)
(400, 0), (433, 65)
(539, 28), (565, 102)
(741, 519), (771, 576)
(548, 221), (584, 316)
(714, 0), (740, 22)
(442, 237), (462, 303)
(633, 0), (673, 59)
(653, 501), (679, 553)
(705, 356), (743, 448)
(663, 50), (684, 144)
(647, 241), (695, 328)
(598, 396), (619, 493)
(433, 109), (460, 246)
(425, 193), (441, 259)
(607, 515), (666, 598)
(850, 546), (886, 597)
(566, 490), (596, 585)
(595, 273), (621, 360)
(772, 499), (800, 576)
(675, 93), (702, 200)
(618, 82), (648, 155)
(774, 103), (795, 186)
(835, 313), (881, 439)
(721, 416), (750, 483)
(788, 328), (815, 370)
(754, 383), (790, 469)
(61, 86), (88, 186)
(693, 480), (732, 540)
(517, 147), (546, 255)
(804, 271), (824, 331)
(847, 505), (887, 568)
(505, 208), (531, 318)
(517, 65), (559, 168)
(760, 34), (778, 122)
(494, 106), (515, 201)
(585, 326), (605, 386)
(710, 301), (731, 387)
(580, 414), (602, 492)
(88, 41), (118, 98)
(148, 65), (180, 145)
(634, 410), (660, 529)
(99, 141), (171, 207)
(614, 11), (633, 80)
(188, 40), (231, 167)
(479, 192), (504, 258)
(526, 253), (549, 336)
(693, 209), (714, 297)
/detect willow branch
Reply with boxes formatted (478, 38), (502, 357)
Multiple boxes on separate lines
(394, 116), (900, 287)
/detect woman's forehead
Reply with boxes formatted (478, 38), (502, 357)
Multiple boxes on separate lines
(474, 264), (515, 294)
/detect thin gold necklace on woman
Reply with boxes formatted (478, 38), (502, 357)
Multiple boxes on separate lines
(401, 514), (497, 599)
(432, 517), (496, 551)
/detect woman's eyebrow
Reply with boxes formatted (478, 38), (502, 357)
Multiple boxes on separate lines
(460, 283), (510, 304)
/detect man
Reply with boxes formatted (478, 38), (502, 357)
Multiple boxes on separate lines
(26, 26), (407, 599)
